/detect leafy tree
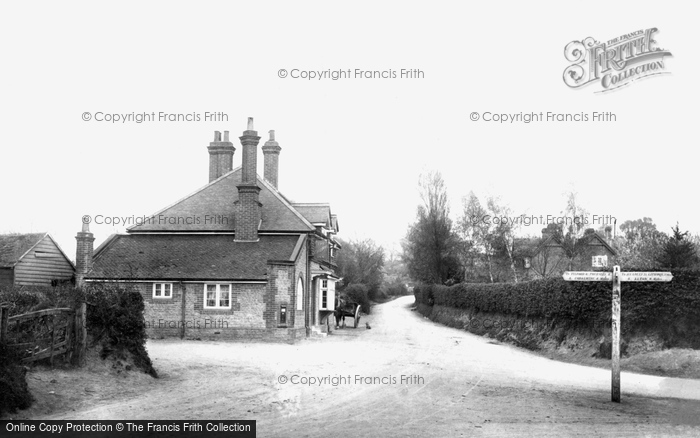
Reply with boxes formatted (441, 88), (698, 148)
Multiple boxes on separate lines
(457, 192), (495, 282)
(486, 196), (520, 282)
(403, 171), (462, 284)
(555, 190), (591, 270)
(335, 237), (385, 298)
(616, 217), (667, 269)
(656, 224), (699, 269)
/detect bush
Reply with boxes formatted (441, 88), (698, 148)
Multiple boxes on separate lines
(85, 284), (158, 377)
(342, 284), (371, 315)
(414, 269), (700, 347)
(0, 343), (33, 416)
(382, 281), (410, 297)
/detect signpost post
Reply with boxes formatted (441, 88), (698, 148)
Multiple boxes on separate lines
(563, 266), (672, 403)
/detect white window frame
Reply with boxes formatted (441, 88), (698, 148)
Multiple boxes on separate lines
(592, 255), (608, 268)
(203, 283), (232, 309)
(152, 283), (172, 299)
(320, 279), (329, 309)
(296, 277), (304, 311)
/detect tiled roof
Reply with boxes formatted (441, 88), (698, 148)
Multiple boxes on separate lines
(0, 233), (47, 267)
(128, 168), (314, 233)
(292, 204), (331, 226)
(87, 234), (301, 280)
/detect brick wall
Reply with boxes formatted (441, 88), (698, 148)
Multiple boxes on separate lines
(234, 186), (261, 241)
(293, 239), (308, 329)
(75, 231), (94, 283)
(131, 280), (303, 342)
(264, 262), (294, 329)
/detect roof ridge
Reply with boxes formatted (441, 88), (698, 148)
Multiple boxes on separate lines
(257, 177), (315, 231)
(14, 232), (49, 267)
(126, 167), (240, 232)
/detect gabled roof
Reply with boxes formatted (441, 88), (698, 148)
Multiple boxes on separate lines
(0, 233), (47, 267)
(292, 203), (331, 226)
(88, 234), (301, 281)
(128, 167), (315, 233)
(529, 231), (617, 257)
(0, 233), (74, 269)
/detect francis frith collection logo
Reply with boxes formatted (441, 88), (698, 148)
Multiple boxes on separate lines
(563, 28), (672, 92)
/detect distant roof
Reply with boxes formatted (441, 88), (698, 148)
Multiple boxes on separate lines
(87, 234), (302, 281)
(530, 231), (617, 257)
(292, 204), (331, 226)
(128, 167), (315, 233)
(0, 233), (48, 267)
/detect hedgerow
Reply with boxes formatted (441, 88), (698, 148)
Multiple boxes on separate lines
(414, 269), (700, 348)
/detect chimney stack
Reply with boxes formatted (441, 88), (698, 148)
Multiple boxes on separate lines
(75, 220), (94, 286)
(262, 130), (282, 189)
(235, 117), (262, 241)
(207, 130), (236, 183)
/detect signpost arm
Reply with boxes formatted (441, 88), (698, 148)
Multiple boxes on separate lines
(611, 265), (621, 403)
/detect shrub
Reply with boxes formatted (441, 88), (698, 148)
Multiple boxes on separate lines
(342, 284), (371, 315)
(85, 284), (158, 377)
(0, 343), (33, 416)
(382, 281), (410, 297)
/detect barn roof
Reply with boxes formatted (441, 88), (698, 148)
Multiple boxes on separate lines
(0, 233), (49, 267)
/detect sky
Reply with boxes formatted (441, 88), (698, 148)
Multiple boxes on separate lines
(1, 1), (698, 262)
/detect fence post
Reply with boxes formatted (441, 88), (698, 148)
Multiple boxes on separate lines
(72, 301), (87, 366)
(0, 302), (9, 343)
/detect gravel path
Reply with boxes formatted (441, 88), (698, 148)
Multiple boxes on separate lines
(46, 296), (700, 436)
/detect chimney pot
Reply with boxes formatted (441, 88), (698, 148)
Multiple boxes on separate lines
(75, 221), (95, 287)
(208, 130), (236, 183)
(236, 119), (262, 241)
(262, 129), (282, 189)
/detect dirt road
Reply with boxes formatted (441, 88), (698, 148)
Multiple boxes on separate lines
(44, 296), (700, 436)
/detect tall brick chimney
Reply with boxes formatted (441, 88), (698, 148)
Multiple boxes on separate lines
(235, 117), (262, 241)
(207, 130), (235, 183)
(75, 221), (94, 286)
(262, 130), (281, 189)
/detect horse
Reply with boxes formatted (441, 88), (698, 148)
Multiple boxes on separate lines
(334, 295), (347, 329)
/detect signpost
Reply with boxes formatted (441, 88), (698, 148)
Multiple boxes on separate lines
(563, 265), (672, 403)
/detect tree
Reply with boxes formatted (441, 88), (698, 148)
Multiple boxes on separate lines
(457, 192), (494, 282)
(486, 196), (520, 282)
(656, 224), (699, 269)
(335, 237), (385, 298)
(403, 171), (462, 284)
(556, 190), (590, 270)
(616, 217), (667, 269)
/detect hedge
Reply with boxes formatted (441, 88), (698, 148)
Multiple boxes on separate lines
(414, 269), (700, 346)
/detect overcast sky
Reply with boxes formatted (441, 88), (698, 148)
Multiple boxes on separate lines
(1, 1), (698, 261)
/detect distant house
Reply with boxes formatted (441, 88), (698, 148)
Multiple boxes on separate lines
(77, 118), (341, 342)
(0, 233), (75, 287)
(522, 228), (617, 279)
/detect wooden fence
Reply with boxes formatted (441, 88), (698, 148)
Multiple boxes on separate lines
(0, 302), (86, 366)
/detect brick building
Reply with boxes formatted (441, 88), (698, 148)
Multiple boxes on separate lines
(522, 227), (617, 279)
(77, 118), (340, 342)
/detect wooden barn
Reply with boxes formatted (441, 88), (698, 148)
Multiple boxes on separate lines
(0, 233), (75, 287)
